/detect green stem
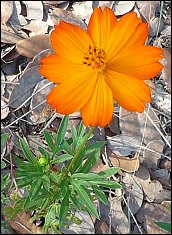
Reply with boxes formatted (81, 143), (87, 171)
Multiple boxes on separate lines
(57, 126), (95, 186)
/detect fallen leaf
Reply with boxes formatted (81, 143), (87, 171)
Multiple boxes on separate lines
(16, 34), (52, 58)
(23, 1), (44, 21)
(120, 107), (163, 145)
(142, 140), (165, 170)
(108, 151), (140, 173)
(144, 180), (163, 202)
(149, 17), (164, 37)
(43, 1), (67, 5)
(153, 169), (170, 181)
(107, 135), (142, 156)
(113, 1), (135, 16)
(62, 210), (95, 234)
(99, 197), (130, 234)
(160, 48), (171, 93)
(9, 66), (44, 109)
(28, 79), (54, 124)
(94, 219), (109, 234)
(136, 1), (160, 21)
(1, 71), (6, 95)
(72, 1), (93, 25)
(50, 8), (87, 30)
(107, 115), (121, 135)
(122, 172), (144, 215)
(23, 20), (49, 37)
(92, 1), (113, 10)
(8, 1), (28, 30)
(136, 202), (171, 234)
(1, 1), (14, 25)
(1, 99), (9, 120)
(5, 211), (42, 234)
(1, 29), (26, 44)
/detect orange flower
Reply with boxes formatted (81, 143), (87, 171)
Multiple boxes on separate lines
(39, 7), (163, 127)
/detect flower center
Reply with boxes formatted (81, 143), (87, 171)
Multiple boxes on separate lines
(82, 45), (106, 72)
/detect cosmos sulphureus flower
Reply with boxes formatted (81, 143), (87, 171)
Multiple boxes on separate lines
(39, 7), (163, 127)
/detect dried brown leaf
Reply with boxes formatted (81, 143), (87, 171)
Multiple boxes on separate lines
(1, 29), (25, 44)
(9, 66), (43, 109)
(123, 172), (144, 214)
(143, 140), (164, 170)
(23, 1), (43, 21)
(136, 202), (171, 234)
(28, 79), (54, 124)
(23, 21), (49, 36)
(1, 1), (14, 24)
(161, 48), (171, 92)
(108, 150), (140, 173)
(5, 212), (42, 234)
(120, 107), (162, 145)
(16, 34), (52, 58)
(51, 8), (87, 30)
(113, 1), (135, 16)
(99, 197), (130, 234)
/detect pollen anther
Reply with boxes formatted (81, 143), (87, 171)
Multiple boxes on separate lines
(82, 45), (106, 72)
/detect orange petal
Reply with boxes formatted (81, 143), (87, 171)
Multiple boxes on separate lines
(106, 12), (142, 61)
(81, 73), (114, 127)
(47, 70), (97, 114)
(123, 23), (149, 49)
(88, 7), (117, 50)
(39, 54), (89, 83)
(107, 46), (163, 79)
(106, 70), (151, 112)
(51, 21), (93, 63)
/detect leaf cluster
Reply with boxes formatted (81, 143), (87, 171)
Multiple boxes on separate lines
(2, 117), (121, 233)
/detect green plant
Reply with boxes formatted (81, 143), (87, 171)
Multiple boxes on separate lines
(2, 116), (121, 234)
(1, 133), (12, 205)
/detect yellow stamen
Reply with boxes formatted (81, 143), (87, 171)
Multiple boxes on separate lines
(82, 45), (106, 72)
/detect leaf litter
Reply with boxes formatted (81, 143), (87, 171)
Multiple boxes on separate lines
(1, 1), (171, 234)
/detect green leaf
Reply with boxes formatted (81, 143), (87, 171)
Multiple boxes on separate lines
(71, 179), (99, 218)
(72, 173), (104, 181)
(2, 206), (22, 220)
(12, 154), (24, 166)
(1, 133), (9, 148)
(78, 122), (86, 137)
(85, 141), (106, 155)
(18, 162), (41, 172)
(29, 178), (43, 199)
(49, 171), (59, 183)
(43, 130), (57, 154)
(55, 115), (69, 145)
(38, 146), (51, 160)
(1, 160), (6, 169)
(70, 194), (83, 210)
(98, 167), (120, 178)
(62, 140), (73, 155)
(89, 180), (122, 189)
(16, 177), (36, 188)
(59, 189), (70, 225)
(155, 221), (171, 232)
(92, 185), (108, 205)
(53, 154), (73, 164)
(16, 171), (43, 178)
(71, 126), (78, 150)
(70, 148), (86, 173)
(80, 149), (100, 173)
(42, 175), (50, 191)
(19, 137), (36, 163)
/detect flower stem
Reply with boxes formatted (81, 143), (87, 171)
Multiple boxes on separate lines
(57, 126), (95, 186)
